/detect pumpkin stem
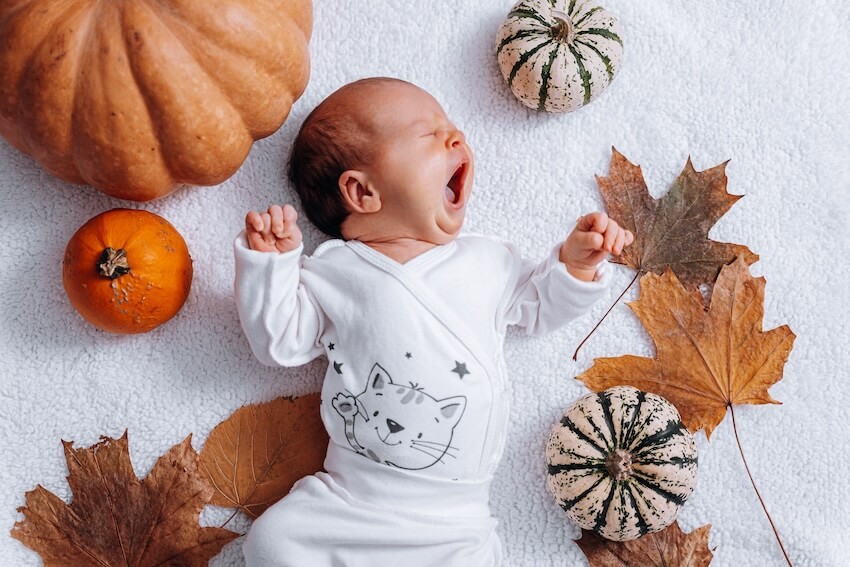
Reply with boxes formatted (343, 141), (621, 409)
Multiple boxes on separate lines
(604, 448), (633, 481)
(97, 247), (131, 279)
(551, 14), (576, 44)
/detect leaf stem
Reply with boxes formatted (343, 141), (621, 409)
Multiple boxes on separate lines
(220, 509), (239, 529)
(573, 269), (641, 361)
(729, 403), (792, 566)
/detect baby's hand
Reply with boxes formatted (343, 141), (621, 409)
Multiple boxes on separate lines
(560, 212), (634, 281)
(245, 204), (303, 254)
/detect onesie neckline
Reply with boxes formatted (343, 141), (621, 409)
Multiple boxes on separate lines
(346, 239), (457, 274)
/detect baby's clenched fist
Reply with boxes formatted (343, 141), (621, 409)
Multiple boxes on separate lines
(560, 211), (634, 281)
(246, 204), (303, 254)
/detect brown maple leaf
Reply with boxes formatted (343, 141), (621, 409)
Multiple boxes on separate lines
(11, 431), (237, 566)
(577, 257), (795, 438)
(199, 393), (328, 519)
(597, 147), (758, 289)
(575, 522), (714, 566)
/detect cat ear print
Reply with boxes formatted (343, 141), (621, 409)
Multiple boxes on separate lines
(368, 363), (393, 390)
(439, 396), (467, 427)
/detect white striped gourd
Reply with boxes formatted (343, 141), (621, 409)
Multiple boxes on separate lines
(496, 0), (623, 113)
(546, 386), (697, 541)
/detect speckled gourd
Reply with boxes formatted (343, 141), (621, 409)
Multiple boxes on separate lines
(546, 386), (697, 541)
(496, 0), (623, 113)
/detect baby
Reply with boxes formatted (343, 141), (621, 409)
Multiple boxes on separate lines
(234, 77), (632, 566)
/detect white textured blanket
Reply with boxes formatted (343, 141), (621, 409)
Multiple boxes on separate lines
(2, 0), (849, 565)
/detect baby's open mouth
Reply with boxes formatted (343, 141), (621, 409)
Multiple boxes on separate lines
(445, 161), (467, 206)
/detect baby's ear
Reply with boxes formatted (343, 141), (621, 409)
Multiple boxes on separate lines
(339, 170), (381, 213)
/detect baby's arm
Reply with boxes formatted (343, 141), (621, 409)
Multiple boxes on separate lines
(245, 204), (302, 254)
(235, 205), (324, 367)
(559, 212), (633, 281)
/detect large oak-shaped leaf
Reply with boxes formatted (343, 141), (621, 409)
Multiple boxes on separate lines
(11, 432), (237, 566)
(598, 148), (758, 288)
(576, 522), (714, 566)
(577, 257), (795, 438)
(199, 393), (327, 518)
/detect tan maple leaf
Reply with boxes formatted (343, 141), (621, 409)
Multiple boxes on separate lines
(597, 147), (758, 289)
(11, 431), (237, 566)
(575, 522), (714, 566)
(199, 393), (328, 519)
(577, 257), (795, 438)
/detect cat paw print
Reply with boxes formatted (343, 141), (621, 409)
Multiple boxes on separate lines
(332, 394), (359, 418)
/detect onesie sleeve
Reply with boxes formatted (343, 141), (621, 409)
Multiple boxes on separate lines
(234, 232), (325, 367)
(498, 241), (611, 336)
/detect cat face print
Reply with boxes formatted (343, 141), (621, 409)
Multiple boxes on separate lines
(332, 363), (466, 470)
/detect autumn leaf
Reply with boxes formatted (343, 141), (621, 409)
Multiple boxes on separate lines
(577, 257), (795, 439)
(597, 147), (758, 289)
(199, 393), (328, 519)
(11, 431), (237, 566)
(575, 522), (714, 566)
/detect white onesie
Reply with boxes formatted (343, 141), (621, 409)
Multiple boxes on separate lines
(234, 233), (610, 567)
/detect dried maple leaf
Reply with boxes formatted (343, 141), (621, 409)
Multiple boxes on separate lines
(575, 522), (714, 566)
(577, 257), (795, 438)
(597, 147), (758, 289)
(11, 431), (237, 566)
(199, 393), (327, 519)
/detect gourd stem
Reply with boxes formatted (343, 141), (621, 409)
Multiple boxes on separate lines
(551, 14), (576, 44)
(573, 269), (642, 361)
(604, 448), (632, 480)
(97, 247), (131, 279)
(729, 404), (793, 566)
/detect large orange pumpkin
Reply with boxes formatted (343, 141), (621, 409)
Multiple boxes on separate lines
(0, 0), (312, 201)
(63, 208), (193, 334)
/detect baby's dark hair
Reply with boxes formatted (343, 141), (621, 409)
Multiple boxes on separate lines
(287, 77), (413, 239)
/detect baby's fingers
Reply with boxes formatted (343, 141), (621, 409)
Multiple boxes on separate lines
(612, 228), (626, 256)
(246, 210), (265, 233)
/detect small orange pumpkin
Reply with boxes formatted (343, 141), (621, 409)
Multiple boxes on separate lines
(63, 208), (193, 334)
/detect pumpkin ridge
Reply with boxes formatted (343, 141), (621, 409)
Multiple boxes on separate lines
(622, 482), (651, 536)
(630, 419), (684, 454)
(7, 0), (90, 158)
(576, 27), (622, 45)
(621, 390), (645, 449)
(568, 0), (578, 16)
(507, 38), (550, 87)
(574, 6), (603, 28)
(629, 473), (688, 506)
(496, 29), (540, 56)
(507, 7), (550, 29)
(566, 43), (592, 104)
(583, 414), (615, 453)
(596, 391), (620, 449)
(592, 480), (617, 533)
(537, 45), (560, 111)
(558, 474), (607, 511)
(574, 38), (614, 81)
(559, 415), (608, 457)
(547, 462), (605, 475)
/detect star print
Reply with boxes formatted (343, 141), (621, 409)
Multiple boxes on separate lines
(405, 352), (412, 359)
(333, 361), (343, 374)
(451, 361), (470, 379)
(328, 343), (335, 350)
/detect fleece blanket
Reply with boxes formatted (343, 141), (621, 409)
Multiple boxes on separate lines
(2, 0), (849, 565)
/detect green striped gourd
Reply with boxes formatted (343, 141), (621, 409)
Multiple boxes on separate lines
(496, 0), (623, 113)
(546, 386), (697, 541)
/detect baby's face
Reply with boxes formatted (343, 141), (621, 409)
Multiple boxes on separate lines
(357, 83), (474, 244)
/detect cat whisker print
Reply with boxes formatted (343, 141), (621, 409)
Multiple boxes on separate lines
(411, 440), (457, 459)
(408, 444), (449, 465)
(412, 439), (459, 452)
(333, 363), (467, 470)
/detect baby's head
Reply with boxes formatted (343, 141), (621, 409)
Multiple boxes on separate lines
(288, 78), (474, 244)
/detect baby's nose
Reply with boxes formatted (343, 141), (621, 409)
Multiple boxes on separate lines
(446, 128), (465, 148)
